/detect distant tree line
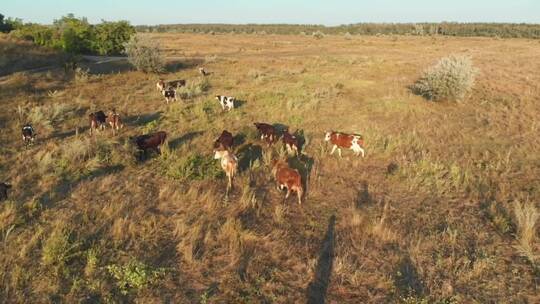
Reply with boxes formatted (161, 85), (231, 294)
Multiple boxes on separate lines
(136, 22), (540, 39)
(1, 13), (135, 55)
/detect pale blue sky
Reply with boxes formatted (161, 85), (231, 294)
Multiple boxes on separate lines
(3, 0), (539, 25)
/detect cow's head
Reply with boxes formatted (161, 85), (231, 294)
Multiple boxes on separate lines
(324, 131), (332, 142)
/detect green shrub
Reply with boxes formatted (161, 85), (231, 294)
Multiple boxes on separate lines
(123, 34), (164, 73)
(412, 55), (477, 101)
(312, 31), (325, 39)
(107, 260), (165, 295)
(163, 154), (223, 181)
(177, 77), (211, 99)
(92, 21), (135, 55)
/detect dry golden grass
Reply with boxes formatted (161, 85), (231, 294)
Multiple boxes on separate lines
(0, 32), (539, 303)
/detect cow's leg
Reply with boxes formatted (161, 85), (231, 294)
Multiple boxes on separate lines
(359, 147), (365, 158)
(338, 148), (342, 158)
(330, 145), (337, 155)
(285, 188), (290, 199)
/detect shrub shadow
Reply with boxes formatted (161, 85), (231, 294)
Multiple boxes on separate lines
(38, 164), (125, 208)
(164, 58), (205, 73)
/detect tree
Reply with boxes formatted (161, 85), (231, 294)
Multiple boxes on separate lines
(93, 21), (135, 55)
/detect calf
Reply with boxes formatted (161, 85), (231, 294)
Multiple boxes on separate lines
(216, 95), (235, 111)
(89, 111), (107, 135)
(282, 129), (300, 156)
(163, 88), (177, 104)
(131, 131), (167, 156)
(0, 182), (11, 202)
(214, 130), (234, 151)
(271, 160), (303, 205)
(21, 123), (36, 146)
(106, 109), (124, 135)
(214, 149), (238, 192)
(254, 122), (277, 145)
(324, 131), (365, 157)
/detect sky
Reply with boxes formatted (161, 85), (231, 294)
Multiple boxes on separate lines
(3, 0), (539, 25)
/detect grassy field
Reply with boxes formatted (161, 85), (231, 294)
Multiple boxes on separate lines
(0, 32), (539, 303)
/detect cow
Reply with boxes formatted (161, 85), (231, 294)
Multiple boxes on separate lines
(167, 79), (186, 89)
(214, 149), (238, 192)
(0, 182), (11, 202)
(282, 128), (300, 156)
(89, 111), (107, 135)
(199, 67), (210, 76)
(324, 131), (365, 157)
(254, 122), (277, 145)
(21, 123), (36, 146)
(163, 88), (177, 104)
(214, 130), (234, 151)
(271, 160), (303, 205)
(106, 108), (124, 135)
(156, 79), (166, 92)
(216, 95), (235, 111)
(131, 131), (167, 157)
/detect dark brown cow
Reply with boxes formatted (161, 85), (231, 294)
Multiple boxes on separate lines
(271, 160), (303, 205)
(89, 111), (107, 135)
(0, 182), (12, 202)
(167, 79), (186, 89)
(214, 130), (234, 151)
(132, 131), (167, 155)
(254, 122), (277, 145)
(324, 131), (365, 157)
(282, 129), (300, 156)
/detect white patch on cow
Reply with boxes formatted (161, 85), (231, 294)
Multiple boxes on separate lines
(351, 136), (365, 157)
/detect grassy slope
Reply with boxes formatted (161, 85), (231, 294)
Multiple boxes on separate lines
(0, 33), (539, 303)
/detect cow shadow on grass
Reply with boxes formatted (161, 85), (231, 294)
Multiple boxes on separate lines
(237, 143), (263, 172)
(307, 215), (336, 304)
(233, 99), (247, 109)
(169, 131), (204, 150)
(125, 112), (163, 127)
(394, 254), (425, 299)
(38, 164), (125, 208)
(288, 154), (315, 197)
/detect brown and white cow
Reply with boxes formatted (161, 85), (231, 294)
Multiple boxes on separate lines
(324, 131), (365, 157)
(89, 111), (107, 135)
(282, 129), (300, 156)
(214, 130), (234, 151)
(254, 122), (277, 145)
(271, 160), (303, 205)
(131, 131), (167, 156)
(106, 109), (124, 135)
(0, 182), (12, 202)
(156, 79), (166, 92)
(199, 67), (209, 76)
(214, 149), (238, 192)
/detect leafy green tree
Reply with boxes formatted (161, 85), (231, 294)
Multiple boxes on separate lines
(93, 20), (135, 55)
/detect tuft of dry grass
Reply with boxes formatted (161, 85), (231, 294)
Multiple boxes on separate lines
(513, 200), (539, 265)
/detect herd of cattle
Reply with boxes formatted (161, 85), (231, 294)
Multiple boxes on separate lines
(1, 67), (366, 205)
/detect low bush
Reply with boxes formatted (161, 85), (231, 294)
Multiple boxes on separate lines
(107, 260), (165, 295)
(176, 77), (211, 99)
(123, 34), (164, 73)
(412, 55), (477, 101)
(162, 154), (223, 181)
